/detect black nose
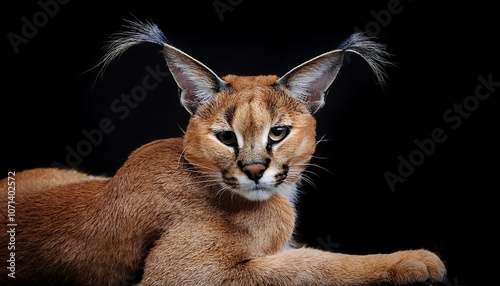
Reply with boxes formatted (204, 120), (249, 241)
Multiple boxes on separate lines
(241, 163), (267, 182)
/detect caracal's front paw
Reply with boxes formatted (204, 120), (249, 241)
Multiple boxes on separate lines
(387, 249), (446, 285)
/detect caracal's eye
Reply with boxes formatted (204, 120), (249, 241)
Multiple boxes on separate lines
(268, 126), (290, 143)
(216, 131), (237, 147)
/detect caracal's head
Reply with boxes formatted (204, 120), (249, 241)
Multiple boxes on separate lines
(182, 74), (317, 202)
(98, 20), (390, 202)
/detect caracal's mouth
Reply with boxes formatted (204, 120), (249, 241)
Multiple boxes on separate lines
(235, 185), (277, 201)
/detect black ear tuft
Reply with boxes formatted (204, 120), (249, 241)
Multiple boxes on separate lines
(93, 18), (228, 115)
(276, 33), (392, 114)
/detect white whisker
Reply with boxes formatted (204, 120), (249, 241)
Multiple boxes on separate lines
(311, 155), (330, 160)
(180, 161), (219, 173)
(299, 174), (317, 189)
(215, 186), (234, 204)
(292, 162), (333, 175)
(300, 169), (319, 178)
(192, 179), (222, 185)
(176, 146), (189, 169)
(316, 134), (330, 146)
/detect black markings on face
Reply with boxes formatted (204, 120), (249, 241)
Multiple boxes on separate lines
(224, 107), (235, 126)
(222, 169), (238, 187)
(274, 164), (289, 185)
(266, 142), (273, 154)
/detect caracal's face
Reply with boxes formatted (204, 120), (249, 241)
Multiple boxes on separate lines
(183, 75), (317, 201)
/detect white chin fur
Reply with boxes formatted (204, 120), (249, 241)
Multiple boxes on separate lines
(235, 188), (276, 201)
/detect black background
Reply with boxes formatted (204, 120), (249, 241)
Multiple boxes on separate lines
(2, 1), (499, 285)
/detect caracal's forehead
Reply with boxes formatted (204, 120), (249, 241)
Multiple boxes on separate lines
(198, 75), (310, 128)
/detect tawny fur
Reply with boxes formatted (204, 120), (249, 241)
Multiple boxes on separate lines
(1, 20), (446, 286)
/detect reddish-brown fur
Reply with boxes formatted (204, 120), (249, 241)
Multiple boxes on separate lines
(0, 21), (446, 285)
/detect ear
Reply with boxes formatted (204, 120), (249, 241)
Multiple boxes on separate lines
(162, 45), (228, 115)
(276, 33), (391, 114)
(276, 50), (344, 114)
(93, 18), (228, 115)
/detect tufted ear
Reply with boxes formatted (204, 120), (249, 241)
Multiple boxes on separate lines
(276, 33), (391, 114)
(94, 18), (228, 115)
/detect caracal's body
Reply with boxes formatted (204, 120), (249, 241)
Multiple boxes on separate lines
(1, 20), (446, 285)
